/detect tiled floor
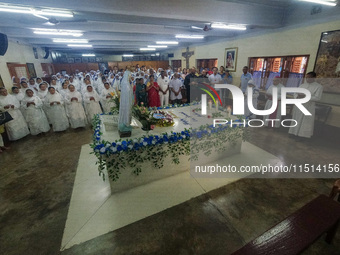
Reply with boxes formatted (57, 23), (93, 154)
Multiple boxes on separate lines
(0, 126), (339, 255)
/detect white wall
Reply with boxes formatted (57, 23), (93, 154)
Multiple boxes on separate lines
(169, 20), (340, 127)
(171, 20), (340, 80)
(0, 40), (52, 88)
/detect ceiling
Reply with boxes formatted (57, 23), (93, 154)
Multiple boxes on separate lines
(0, 0), (339, 56)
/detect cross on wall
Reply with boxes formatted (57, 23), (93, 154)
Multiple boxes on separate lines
(182, 47), (194, 69)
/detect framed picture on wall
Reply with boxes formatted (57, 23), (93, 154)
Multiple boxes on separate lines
(224, 47), (238, 72)
(67, 58), (75, 63)
(98, 62), (109, 73)
(314, 29), (340, 94)
(26, 63), (37, 78)
(82, 57), (88, 63)
(75, 58), (82, 63)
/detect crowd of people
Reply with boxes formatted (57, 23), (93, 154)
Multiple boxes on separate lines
(0, 64), (234, 151)
(0, 63), (323, 152)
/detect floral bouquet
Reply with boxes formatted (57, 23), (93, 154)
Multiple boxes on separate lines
(132, 102), (157, 130)
(153, 110), (174, 127)
(110, 91), (120, 114)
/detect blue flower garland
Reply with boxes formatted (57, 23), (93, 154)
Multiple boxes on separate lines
(90, 102), (249, 182)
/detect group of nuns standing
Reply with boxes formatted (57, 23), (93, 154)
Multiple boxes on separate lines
(0, 76), (116, 142)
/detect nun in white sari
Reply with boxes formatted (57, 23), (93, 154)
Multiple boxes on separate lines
(64, 84), (87, 129)
(11, 86), (24, 103)
(37, 83), (49, 101)
(59, 82), (69, 99)
(11, 86), (26, 119)
(83, 85), (102, 123)
(0, 88), (30, 141)
(36, 82), (50, 123)
(44, 87), (69, 132)
(100, 82), (117, 113)
(50, 78), (60, 91)
(21, 81), (35, 95)
(21, 89), (50, 135)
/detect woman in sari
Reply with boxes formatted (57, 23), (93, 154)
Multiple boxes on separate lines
(100, 82), (117, 113)
(146, 75), (160, 107)
(64, 85), (87, 129)
(0, 87), (30, 141)
(83, 85), (102, 123)
(181, 68), (188, 80)
(135, 78), (148, 106)
(59, 82), (69, 99)
(44, 87), (69, 132)
(11, 86), (24, 103)
(21, 89), (50, 135)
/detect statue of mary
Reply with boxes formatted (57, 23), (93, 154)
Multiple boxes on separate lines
(118, 67), (134, 137)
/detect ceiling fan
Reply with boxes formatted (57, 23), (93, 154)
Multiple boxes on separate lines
(164, 23), (212, 32)
(32, 13), (87, 25)
(191, 24), (213, 32)
(45, 17), (88, 25)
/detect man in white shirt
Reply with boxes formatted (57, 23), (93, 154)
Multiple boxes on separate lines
(240, 66), (253, 93)
(158, 70), (170, 106)
(169, 73), (183, 105)
(208, 67), (223, 99)
(208, 67), (222, 86)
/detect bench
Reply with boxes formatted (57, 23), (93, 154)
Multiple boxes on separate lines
(231, 193), (340, 255)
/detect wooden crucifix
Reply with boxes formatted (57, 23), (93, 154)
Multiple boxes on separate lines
(182, 47), (194, 69)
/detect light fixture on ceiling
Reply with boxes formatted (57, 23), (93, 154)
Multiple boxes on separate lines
(140, 48), (156, 51)
(123, 54), (133, 57)
(33, 28), (83, 37)
(298, 0), (337, 6)
(191, 26), (203, 30)
(156, 53), (160, 56)
(68, 44), (92, 48)
(33, 9), (73, 17)
(211, 23), (247, 30)
(0, 5), (31, 14)
(82, 54), (95, 57)
(156, 41), (179, 45)
(0, 4), (73, 17)
(147, 45), (168, 48)
(53, 38), (88, 43)
(175, 34), (204, 39)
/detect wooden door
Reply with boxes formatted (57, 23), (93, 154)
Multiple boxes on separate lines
(7, 63), (29, 84)
(41, 63), (55, 76)
(87, 63), (99, 71)
(171, 60), (181, 70)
